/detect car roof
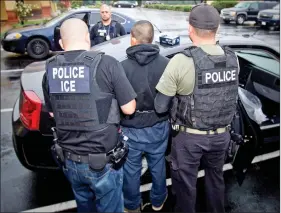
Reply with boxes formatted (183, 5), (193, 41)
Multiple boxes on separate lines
(92, 31), (280, 61)
(69, 8), (130, 16)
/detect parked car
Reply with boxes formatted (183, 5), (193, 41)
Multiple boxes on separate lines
(1, 8), (135, 59)
(220, 1), (278, 25)
(257, 4), (280, 30)
(113, 1), (137, 8)
(12, 32), (280, 185)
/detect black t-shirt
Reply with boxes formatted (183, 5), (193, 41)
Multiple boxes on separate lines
(90, 21), (126, 46)
(42, 50), (137, 155)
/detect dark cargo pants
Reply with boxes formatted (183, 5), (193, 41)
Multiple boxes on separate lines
(168, 131), (230, 213)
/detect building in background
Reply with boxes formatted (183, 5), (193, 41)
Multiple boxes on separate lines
(0, 0), (60, 23)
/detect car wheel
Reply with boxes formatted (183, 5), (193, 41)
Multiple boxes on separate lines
(236, 15), (245, 25)
(118, 5), (121, 8)
(26, 38), (49, 59)
(269, 26), (275, 31)
(224, 20), (231, 24)
(131, 5), (134, 8)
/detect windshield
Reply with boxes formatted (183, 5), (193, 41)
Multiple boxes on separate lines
(234, 2), (250, 8)
(273, 4), (279, 10)
(44, 11), (71, 27)
(236, 50), (280, 76)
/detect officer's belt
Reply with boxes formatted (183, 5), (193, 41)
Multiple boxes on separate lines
(174, 125), (230, 135)
(63, 151), (111, 164)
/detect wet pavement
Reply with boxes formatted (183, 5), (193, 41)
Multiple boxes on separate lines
(1, 7), (280, 212)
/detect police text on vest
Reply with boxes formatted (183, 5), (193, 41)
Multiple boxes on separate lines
(48, 66), (90, 94)
(204, 70), (236, 84)
(52, 66), (85, 92)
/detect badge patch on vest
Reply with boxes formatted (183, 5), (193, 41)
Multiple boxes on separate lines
(48, 65), (90, 93)
(201, 69), (237, 85)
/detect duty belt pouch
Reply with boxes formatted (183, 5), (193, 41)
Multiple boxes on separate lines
(88, 153), (108, 172)
(55, 144), (65, 163)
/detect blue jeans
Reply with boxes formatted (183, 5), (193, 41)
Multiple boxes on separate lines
(62, 159), (124, 212)
(121, 120), (170, 210)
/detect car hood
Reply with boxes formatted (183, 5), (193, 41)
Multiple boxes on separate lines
(259, 9), (279, 15)
(222, 7), (245, 12)
(6, 24), (45, 34)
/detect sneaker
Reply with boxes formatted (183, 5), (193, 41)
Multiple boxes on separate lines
(124, 207), (141, 213)
(152, 194), (168, 211)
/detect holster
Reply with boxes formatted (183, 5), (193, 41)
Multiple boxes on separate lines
(51, 144), (65, 168)
(88, 153), (109, 172)
(230, 132), (244, 145)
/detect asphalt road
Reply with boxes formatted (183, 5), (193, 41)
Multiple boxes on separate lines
(1, 7), (280, 213)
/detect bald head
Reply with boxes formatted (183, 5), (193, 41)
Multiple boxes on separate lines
(131, 20), (154, 45)
(59, 18), (90, 51)
(100, 4), (111, 22)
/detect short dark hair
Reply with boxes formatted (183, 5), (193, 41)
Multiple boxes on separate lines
(193, 26), (218, 38)
(131, 20), (154, 44)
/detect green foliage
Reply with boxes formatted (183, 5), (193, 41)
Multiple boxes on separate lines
(70, 0), (83, 8)
(144, 4), (192, 12)
(15, 1), (38, 25)
(211, 0), (238, 12)
(57, 2), (68, 12)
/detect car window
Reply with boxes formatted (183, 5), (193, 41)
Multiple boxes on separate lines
(112, 14), (126, 24)
(90, 12), (101, 24)
(235, 50), (280, 76)
(70, 12), (87, 20)
(273, 4), (279, 10)
(249, 2), (258, 10)
(44, 11), (72, 27)
(235, 2), (251, 8)
(259, 3), (268, 10)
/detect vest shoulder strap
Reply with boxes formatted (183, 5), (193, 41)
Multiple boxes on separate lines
(181, 46), (197, 57)
(82, 51), (105, 79)
(111, 20), (117, 27)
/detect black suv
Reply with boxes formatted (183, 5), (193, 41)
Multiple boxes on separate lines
(257, 4), (280, 30)
(220, 1), (278, 25)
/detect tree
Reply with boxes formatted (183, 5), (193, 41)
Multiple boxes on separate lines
(70, 0), (83, 8)
(15, 1), (34, 25)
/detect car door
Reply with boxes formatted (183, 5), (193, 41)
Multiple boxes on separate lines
(247, 2), (260, 20)
(89, 12), (101, 32)
(54, 12), (89, 50)
(163, 44), (280, 185)
(229, 47), (280, 185)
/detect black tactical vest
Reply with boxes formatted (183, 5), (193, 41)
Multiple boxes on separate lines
(120, 55), (169, 128)
(170, 45), (239, 131)
(94, 21), (117, 44)
(46, 51), (120, 132)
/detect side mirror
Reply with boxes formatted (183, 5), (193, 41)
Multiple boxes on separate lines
(55, 26), (60, 32)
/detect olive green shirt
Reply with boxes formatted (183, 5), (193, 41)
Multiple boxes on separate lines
(156, 44), (225, 96)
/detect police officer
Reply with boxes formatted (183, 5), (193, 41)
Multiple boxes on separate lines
(90, 4), (126, 46)
(120, 20), (170, 212)
(42, 18), (137, 212)
(154, 4), (239, 213)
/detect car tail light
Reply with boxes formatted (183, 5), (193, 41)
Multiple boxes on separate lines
(20, 90), (42, 130)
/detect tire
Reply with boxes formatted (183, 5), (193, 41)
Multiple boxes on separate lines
(269, 26), (276, 31)
(223, 20), (231, 24)
(131, 5), (134, 8)
(118, 4), (121, 8)
(26, 37), (49, 59)
(236, 15), (245, 25)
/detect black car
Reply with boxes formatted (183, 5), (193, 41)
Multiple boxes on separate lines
(12, 32), (280, 185)
(257, 4), (280, 30)
(1, 8), (136, 59)
(113, 1), (137, 8)
(220, 1), (278, 25)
